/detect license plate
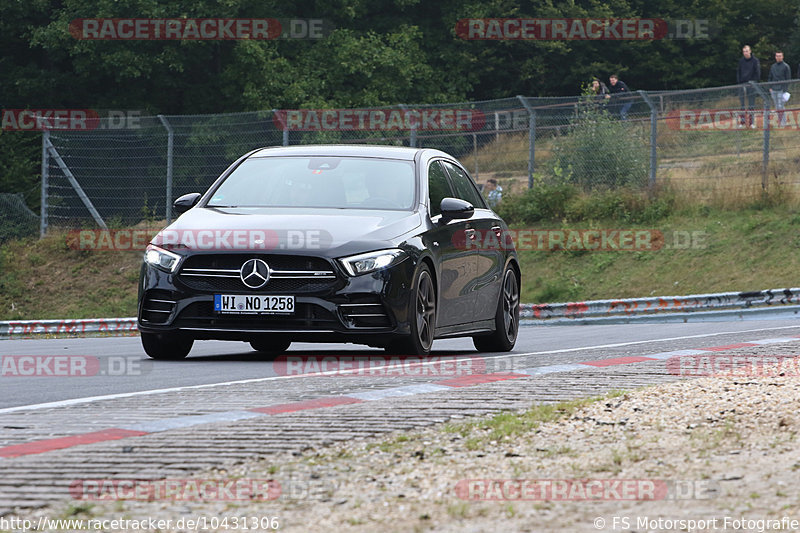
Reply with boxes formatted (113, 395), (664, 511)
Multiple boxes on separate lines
(214, 294), (295, 314)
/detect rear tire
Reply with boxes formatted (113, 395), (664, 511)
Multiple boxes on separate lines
(385, 263), (436, 356)
(473, 265), (519, 352)
(141, 332), (193, 360)
(250, 339), (291, 355)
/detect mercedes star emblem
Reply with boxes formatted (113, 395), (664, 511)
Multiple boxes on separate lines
(240, 258), (270, 289)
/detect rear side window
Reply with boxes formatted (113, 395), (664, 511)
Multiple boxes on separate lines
(442, 161), (485, 209)
(428, 161), (452, 217)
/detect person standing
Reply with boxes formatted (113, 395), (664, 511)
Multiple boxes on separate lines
(606, 74), (632, 120)
(484, 179), (502, 208)
(768, 51), (791, 126)
(737, 45), (761, 128)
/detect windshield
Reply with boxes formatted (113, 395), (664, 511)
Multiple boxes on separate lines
(206, 156), (416, 210)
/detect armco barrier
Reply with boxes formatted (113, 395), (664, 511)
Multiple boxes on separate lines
(2, 288), (799, 338)
(0, 317), (137, 338)
(521, 288), (800, 319)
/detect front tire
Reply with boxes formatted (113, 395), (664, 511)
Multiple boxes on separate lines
(141, 331), (193, 359)
(386, 263), (436, 356)
(473, 265), (519, 352)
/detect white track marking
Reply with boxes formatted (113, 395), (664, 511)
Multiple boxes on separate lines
(1, 324), (799, 414)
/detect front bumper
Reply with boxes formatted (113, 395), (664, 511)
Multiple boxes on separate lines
(137, 254), (416, 343)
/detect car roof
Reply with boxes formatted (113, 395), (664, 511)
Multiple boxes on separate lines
(249, 144), (449, 161)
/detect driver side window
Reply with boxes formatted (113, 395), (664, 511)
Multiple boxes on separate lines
(428, 161), (452, 218)
(441, 161), (486, 209)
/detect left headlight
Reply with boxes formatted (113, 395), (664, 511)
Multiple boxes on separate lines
(339, 249), (407, 276)
(144, 244), (182, 273)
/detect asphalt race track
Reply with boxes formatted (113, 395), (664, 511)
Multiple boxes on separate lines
(3, 319), (800, 410)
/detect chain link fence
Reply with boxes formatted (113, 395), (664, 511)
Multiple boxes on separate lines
(0, 193), (39, 243)
(36, 80), (800, 233)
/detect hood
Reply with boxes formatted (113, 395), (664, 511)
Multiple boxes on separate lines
(151, 207), (423, 256)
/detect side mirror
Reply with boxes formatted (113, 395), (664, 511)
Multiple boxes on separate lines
(440, 197), (474, 223)
(173, 192), (201, 214)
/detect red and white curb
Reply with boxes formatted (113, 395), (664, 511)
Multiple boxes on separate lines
(2, 335), (799, 460)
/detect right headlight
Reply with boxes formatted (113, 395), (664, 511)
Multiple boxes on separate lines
(338, 249), (407, 276)
(144, 244), (182, 273)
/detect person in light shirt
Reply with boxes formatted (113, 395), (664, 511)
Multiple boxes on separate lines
(484, 178), (502, 208)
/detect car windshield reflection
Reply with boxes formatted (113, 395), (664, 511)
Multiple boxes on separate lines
(206, 156), (415, 210)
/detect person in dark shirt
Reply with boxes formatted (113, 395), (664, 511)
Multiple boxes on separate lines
(736, 45), (761, 128)
(768, 51), (791, 126)
(606, 74), (632, 120)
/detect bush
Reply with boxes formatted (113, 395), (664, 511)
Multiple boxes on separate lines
(550, 93), (649, 190)
(497, 184), (675, 225)
(495, 181), (578, 223)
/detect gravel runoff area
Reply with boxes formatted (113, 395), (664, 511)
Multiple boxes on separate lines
(7, 369), (800, 532)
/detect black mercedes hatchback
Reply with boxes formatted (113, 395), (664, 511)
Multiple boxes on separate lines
(137, 145), (520, 358)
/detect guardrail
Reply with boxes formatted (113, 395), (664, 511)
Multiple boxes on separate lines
(2, 287), (799, 338)
(0, 317), (137, 338)
(520, 288), (800, 319)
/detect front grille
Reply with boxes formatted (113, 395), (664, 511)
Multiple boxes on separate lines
(176, 301), (340, 330)
(339, 294), (392, 328)
(177, 254), (339, 294)
(141, 289), (177, 324)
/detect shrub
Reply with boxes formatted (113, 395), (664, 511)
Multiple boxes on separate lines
(495, 180), (578, 223)
(550, 92), (649, 190)
(498, 185), (675, 225)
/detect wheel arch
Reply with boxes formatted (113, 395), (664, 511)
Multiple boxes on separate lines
(507, 256), (521, 286)
(416, 254), (439, 329)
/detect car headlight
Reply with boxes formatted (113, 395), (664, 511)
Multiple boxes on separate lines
(144, 244), (182, 273)
(339, 249), (407, 276)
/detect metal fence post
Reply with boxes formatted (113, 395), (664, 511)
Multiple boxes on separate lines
(157, 115), (174, 223)
(45, 140), (108, 229)
(473, 133), (478, 179)
(638, 90), (658, 188)
(40, 130), (49, 238)
(399, 104), (416, 147)
(749, 81), (770, 190)
(517, 95), (535, 188)
(272, 109), (289, 146)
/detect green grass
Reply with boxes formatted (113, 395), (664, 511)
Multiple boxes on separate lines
(0, 230), (141, 320)
(517, 206), (800, 303)
(446, 395), (605, 446)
